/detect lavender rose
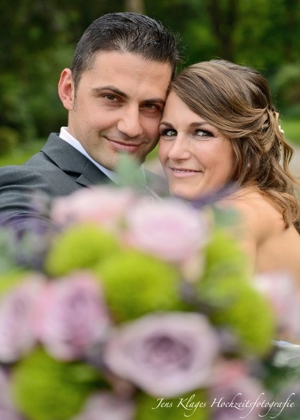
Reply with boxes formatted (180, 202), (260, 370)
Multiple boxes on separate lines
(210, 375), (267, 420)
(103, 312), (219, 398)
(72, 392), (135, 420)
(0, 275), (45, 363)
(124, 198), (209, 263)
(0, 368), (23, 420)
(51, 186), (136, 228)
(34, 271), (110, 360)
(253, 271), (300, 340)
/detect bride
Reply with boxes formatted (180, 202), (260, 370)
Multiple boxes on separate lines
(158, 59), (300, 285)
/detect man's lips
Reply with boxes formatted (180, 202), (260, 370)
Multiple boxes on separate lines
(106, 138), (143, 153)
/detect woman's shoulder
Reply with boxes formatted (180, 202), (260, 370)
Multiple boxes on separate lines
(218, 187), (285, 239)
(219, 187), (273, 213)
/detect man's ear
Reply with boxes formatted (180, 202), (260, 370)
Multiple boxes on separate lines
(58, 68), (75, 110)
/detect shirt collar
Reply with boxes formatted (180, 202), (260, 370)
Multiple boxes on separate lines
(59, 127), (120, 184)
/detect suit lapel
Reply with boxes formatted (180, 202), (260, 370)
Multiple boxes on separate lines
(76, 160), (111, 187)
(42, 133), (168, 194)
(42, 133), (111, 186)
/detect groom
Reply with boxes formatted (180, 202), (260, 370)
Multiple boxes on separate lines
(0, 12), (179, 232)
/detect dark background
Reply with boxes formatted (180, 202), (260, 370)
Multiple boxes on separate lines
(1, 0), (300, 153)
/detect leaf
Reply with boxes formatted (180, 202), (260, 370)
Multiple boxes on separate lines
(116, 154), (147, 190)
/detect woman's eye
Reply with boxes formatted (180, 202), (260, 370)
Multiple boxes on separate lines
(160, 129), (177, 137)
(195, 129), (212, 138)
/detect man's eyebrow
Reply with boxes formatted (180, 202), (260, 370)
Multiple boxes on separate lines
(144, 98), (166, 106)
(91, 85), (129, 98)
(91, 85), (165, 104)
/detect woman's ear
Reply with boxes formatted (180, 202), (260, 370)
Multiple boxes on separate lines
(58, 68), (75, 111)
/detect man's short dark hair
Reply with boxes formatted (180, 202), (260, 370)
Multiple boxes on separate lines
(71, 12), (180, 90)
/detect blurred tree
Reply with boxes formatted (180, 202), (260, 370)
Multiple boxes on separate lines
(0, 0), (299, 145)
(125, 0), (145, 13)
(206, 0), (239, 61)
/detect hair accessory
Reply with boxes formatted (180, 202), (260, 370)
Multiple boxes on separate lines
(274, 111), (284, 134)
(278, 125), (284, 134)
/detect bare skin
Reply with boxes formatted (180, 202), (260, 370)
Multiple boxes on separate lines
(220, 188), (300, 286)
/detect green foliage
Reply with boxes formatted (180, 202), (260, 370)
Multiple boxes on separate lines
(271, 63), (300, 115)
(0, 0), (300, 138)
(0, 269), (29, 297)
(0, 140), (42, 167)
(281, 118), (300, 145)
(45, 223), (120, 277)
(0, 126), (20, 156)
(198, 229), (275, 356)
(94, 249), (182, 322)
(11, 347), (102, 420)
(117, 153), (147, 189)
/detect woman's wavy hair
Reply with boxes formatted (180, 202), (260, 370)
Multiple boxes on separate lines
(171, 59), (300, 232)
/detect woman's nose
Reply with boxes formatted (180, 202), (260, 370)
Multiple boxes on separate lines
(167, 136), (191, 160)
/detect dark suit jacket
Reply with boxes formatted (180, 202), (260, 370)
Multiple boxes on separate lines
(0, 133), (167, 231)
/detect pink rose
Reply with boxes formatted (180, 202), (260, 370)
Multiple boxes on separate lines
(34, 271), (110, 360)
(103, 312), (219, 398)
(253, 271), (300, 340)
(51, 186), (136, 228)
(124, 198), (209, 262)
(0, 275), (45, 363)
(72, 392), (135, 420)
(211, 358), (247, 387)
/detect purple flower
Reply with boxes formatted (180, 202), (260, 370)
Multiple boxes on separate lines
(0, 368), (23, 420)
(103, 312), (219, 398)
(210, 375), (267, 420)
(124, 198), (209, 263)
(51, 186), (136, 228)
(34, 271), (110, 360)
(0, 275), (45, 363)
(72, 392), (135, 420)
(253, 271), (300, 340)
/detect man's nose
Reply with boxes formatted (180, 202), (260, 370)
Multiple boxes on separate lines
(117, 106), (143, 138)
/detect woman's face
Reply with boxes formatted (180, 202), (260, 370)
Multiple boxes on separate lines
(158, 91), (235, 200)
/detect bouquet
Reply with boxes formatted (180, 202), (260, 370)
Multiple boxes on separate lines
(1, 176), (300, 420)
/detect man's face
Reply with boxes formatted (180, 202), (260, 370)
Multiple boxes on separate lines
(58, 51), (172, 169)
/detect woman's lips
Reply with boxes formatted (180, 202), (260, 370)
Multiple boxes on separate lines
(169, 167), (201, 177)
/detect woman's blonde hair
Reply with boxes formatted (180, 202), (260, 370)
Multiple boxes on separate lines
(171, 59), (300, 232)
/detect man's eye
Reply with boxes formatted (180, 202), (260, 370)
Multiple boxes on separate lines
(144, 103), (156, 109)
(142, 103), (162, 113)
(103, 94), (118, 101)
